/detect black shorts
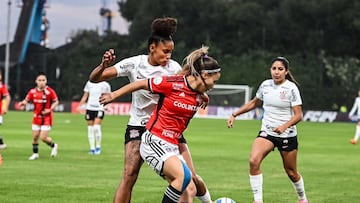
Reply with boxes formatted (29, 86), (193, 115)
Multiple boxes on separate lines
(124, 125), (187, 144)
(85, 110), (105, 121)
(257, 131), (298, 151)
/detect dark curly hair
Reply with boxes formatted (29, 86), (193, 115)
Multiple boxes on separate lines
(148, 17), (177, 47)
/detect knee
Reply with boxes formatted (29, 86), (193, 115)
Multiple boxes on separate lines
(249, 156), (260, 169)
(285, 169), (300, 182)
(185, 180), (197, 197)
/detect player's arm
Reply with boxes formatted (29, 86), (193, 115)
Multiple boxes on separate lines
(77, 92), (89, 112)
(2, 94), (10, 114)
(273, 105), (303, 134)
(89, 49), (117, 82)
(99, 79), (149, 105)
(227, 97), (262, 128)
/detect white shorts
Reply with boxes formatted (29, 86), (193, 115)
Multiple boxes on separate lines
(140, 130), (184, 177)
(32, 124), (51, 131)
(0, 116), (3, 125)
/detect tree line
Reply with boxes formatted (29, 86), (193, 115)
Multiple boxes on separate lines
(13, 0), (360, 111)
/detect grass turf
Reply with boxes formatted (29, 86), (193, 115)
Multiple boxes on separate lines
(0, 111), (359, 202)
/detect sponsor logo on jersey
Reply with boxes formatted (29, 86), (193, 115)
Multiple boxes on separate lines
(179, 92), (185, 97)
(129, 129), (140, 138)
(173, 101), (197, 111)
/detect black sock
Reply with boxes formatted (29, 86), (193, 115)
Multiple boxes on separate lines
(32, 144), (39, 153)
(0, 138), (4, 145)
(47, 141), (55, 148)
(162, 185), (182, 203)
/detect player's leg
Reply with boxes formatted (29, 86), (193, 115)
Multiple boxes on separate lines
(0, 135), (6, 150)
(113, 126), (145, 203)
(179, 142), (212, 203)
(162, 156), (192, 203)
(141, 132), (191, 203)
(249, 136), (273, 203)
(350, 121), (360, 144)
(85, 110), (96, 154)
(93, 111), (104, 154)
(280, 137), (308, 203)
(29, 125), (41, 160)
(39, 125), (58, 157)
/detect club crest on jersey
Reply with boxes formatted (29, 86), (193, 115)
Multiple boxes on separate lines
(153, 77), (163, 85)
(279, 91), (286, 100)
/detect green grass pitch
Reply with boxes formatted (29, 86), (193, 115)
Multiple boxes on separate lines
(0, 111), (360, 202)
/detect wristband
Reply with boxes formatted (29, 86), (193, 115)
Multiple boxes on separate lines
(232, 113), (237, 117)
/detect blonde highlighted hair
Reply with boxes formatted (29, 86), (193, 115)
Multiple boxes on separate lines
(181, 46), (221, 76)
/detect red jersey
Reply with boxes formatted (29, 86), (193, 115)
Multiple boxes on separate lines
(146, 75), (204, 144)
(25, 86), (58, 126)
(0, 83), (9, 115)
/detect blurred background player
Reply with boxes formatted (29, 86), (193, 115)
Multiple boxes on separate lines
(349, 88), (360, 144)
(77, 80), (111, 154)
(0, 70), (10, 166)
(18, 72), (59, 160)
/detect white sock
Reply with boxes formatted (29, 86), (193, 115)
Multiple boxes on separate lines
(291, 176), (307, 201)
(250, 174), (263, 202)
(354, 125), (360, 141)
(88, 126), (95, 150)
(196, 188), (212, 203)
(93, 124), (102, 149)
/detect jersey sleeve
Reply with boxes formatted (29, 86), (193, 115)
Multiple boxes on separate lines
(290, 84), (302, 106)
(83, 81), (90, 92)
(255, 81), (266, 101)
(49, 87), (59, 102)
(148, 76), (173, 96)
(25, 89), (33, 101)
(113, 56), (139, 77)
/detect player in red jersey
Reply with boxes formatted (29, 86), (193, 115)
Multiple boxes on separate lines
(100, 46), (221, 203)
(18, 72), (59, 160)
(0, 70), (11, 166)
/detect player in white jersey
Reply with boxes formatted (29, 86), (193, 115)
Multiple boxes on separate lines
(89, 17), (212, 203)
(227, 57), (308, 203)
(349, 88), (360, 144)
(78, 81), (111, 154)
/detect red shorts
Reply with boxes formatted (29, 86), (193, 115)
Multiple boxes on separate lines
(32, 114), (53, 126)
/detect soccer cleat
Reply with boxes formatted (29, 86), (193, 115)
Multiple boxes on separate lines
(0, 144), (7, 150)
(350, 139), (357, 145)
(299, 200), (309, 203)
(95, 147), (101, 155)
(29, 153), (39, 160)
(89, 149), (95, 155)
(51, 143), (58, 157)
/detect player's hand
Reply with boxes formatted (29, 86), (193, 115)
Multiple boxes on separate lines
(99, 92), (113, 105)
(199, 93), (209, 109)
(17, 101), (26, 110)
(101, 49), (116, 68)
(42, 109), (51, 115)
(273, 125), (286, 134)
(227, 116), (235, 128)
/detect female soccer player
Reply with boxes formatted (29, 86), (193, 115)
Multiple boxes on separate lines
(227, 57), (309, 203)
(349, 88), (360, 144)
(99, 46), (221, 203)
(18, 72), (59, 160)
(89, 17), (212, 203)
(78, 80), (111, 154)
